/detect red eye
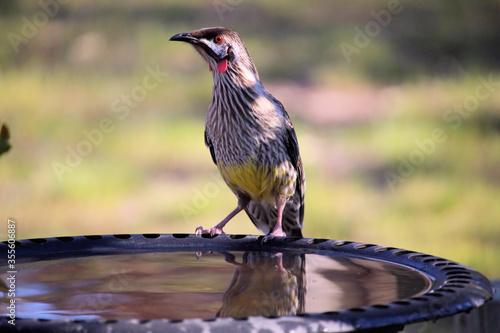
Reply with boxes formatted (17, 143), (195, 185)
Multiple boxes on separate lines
(214, 35), (223, 44)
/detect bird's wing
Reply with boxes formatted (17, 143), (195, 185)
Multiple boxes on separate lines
(244, 98), (305, 236)
(205, 129), (217, 165)
(274, 98), (306, 226)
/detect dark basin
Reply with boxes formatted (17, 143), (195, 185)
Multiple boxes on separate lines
(0, 234), (494, 332)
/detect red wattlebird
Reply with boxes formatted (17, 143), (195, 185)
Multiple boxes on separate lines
(170, 27), (305, 241)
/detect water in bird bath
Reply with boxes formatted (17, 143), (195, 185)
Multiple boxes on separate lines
(0, 251), (431, 320)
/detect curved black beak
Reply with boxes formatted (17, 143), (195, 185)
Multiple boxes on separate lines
(169, 32), (199, 44)
(169, 31), (223, 62)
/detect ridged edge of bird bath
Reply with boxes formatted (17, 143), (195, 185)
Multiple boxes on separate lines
(0, 233), (494, 333)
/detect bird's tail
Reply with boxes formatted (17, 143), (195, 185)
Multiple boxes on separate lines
(245, 193), (303, 237)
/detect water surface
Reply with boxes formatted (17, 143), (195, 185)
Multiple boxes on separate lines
(0, 251), (430, 320)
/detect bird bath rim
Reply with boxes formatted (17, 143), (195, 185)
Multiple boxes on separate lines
(0, 233), (494, 333)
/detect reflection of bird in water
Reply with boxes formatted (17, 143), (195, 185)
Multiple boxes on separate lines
(217, 252), (306, 318)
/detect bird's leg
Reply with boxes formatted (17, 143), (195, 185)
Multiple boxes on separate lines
(262, 196), (287, 242)
(195, 195), (250, 236)
(219, 252), (242, 266)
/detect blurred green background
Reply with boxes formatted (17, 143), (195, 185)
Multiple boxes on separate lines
(1, 0), (499, 288)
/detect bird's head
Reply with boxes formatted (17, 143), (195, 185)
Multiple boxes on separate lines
(170, 27), (258, 81)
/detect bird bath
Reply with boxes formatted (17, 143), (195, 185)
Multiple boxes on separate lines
(0, 234), (493, 332)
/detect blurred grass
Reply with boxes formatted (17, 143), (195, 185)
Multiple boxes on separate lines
(1, 1), (500, 279)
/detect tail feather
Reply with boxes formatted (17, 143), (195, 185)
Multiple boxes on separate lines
(245, 191), (303, 237)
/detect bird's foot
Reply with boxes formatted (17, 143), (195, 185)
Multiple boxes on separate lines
(262, 229), (286, 243)
(195, 226), (225, 237)
(195, 251), (213, 259)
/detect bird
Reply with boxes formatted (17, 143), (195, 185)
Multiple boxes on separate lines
(170, 27), (305, 242)
(216, 252), (306, 318)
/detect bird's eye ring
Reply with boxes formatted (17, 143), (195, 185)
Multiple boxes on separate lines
(214, 35), (223, 44)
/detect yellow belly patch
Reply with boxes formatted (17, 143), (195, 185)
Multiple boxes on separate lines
(219, 159), (296, 201)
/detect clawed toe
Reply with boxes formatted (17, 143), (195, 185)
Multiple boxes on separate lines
(262, 230), (286, 243)
(195, 226), (225, 236)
